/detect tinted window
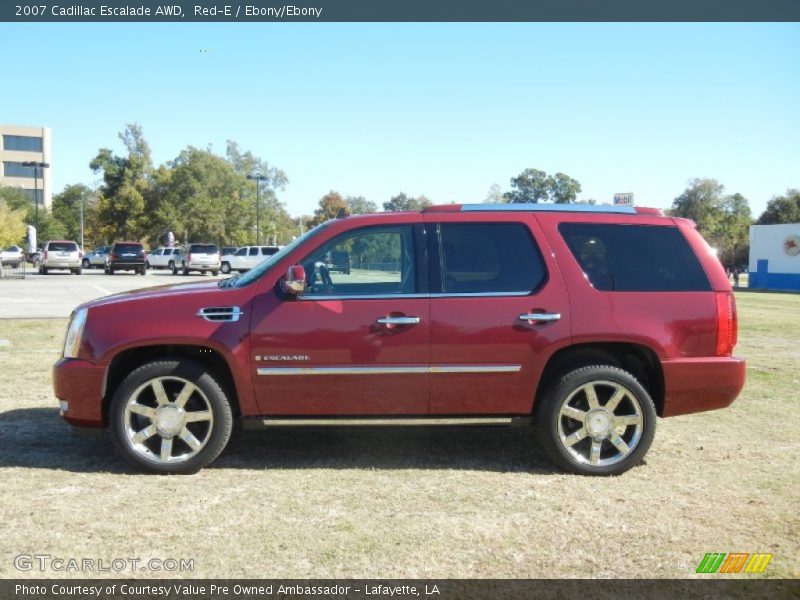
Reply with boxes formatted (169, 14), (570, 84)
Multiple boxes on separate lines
(301, 226), (415, 296)
(48, 242), (78, 252)
(248, 247), (259, 256)
(189, 244), (218, 254)
(439, 223), (545, 294)
(114, 243), (144, 253)
(559, 223), (711, 292)
(164, 249), (174, 255)
(235, 247), (248, 256)
(3, 135), (43, 152)
(262, 246), (279, 256)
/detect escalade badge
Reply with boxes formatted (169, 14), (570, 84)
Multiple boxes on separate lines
(255, 355), (310, 361)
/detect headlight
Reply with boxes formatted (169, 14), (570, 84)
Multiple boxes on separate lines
(63, 308), (88, 358)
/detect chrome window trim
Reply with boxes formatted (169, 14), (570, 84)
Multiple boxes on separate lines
(296, 291), (533, 300)
(257, 365), (521, 376)
(298, 293), (429, 301)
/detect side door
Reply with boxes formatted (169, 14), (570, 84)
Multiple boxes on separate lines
(250, 219), (430, 416)
(425, 216), (571, 415)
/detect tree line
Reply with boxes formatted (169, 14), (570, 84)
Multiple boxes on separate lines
(0, 125), (798, 271)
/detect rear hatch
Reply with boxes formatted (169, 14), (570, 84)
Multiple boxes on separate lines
(188, 244), (220, 265)
(46, 242), (79, 263)
(112, 243), (145, 264)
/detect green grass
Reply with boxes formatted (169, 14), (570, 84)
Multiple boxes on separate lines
(0, 291), (797, 579)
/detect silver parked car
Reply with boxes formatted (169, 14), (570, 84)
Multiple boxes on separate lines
(82, 246), (110, 269)
(0, 245), (24, 267)
(171, 243), (221, 275)
(40, 240), (82, 275)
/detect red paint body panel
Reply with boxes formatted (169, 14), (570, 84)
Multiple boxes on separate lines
(53, 358), (105, 427)
(661, 357), (746, 417)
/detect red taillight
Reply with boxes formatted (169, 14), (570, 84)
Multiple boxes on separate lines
(188, 254), (194, 261)
(715, 291), (738, 356)
(111, 252), (118, 260)
(43, 250), (48, 259)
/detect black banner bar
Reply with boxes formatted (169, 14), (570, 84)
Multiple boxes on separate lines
(3, 579), (799, 600)
(2, 0), (800, 22)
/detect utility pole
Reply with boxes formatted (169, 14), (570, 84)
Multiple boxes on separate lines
(22, 161), (49, 232)
(246, 174), (267, 245)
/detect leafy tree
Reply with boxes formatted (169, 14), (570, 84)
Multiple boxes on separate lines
(670, 178), (752, 268)
(311, 191), (350, 226)
(0, 186), (65, 245)
(0, 199), (27, 247)
(504, 169), (551, 203)
(550, 172), (582, 204)
(90, 123), (153, 240)
(345, 196), (377, 214)
(484, 184), (506, 204)
(383, 192), (431, 212)
(51, 184), (96, 247)
(148, 147), (246, 245)
(757, 189), (800, 224)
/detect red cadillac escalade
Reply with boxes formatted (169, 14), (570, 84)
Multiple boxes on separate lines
(53, 204), (745, 475)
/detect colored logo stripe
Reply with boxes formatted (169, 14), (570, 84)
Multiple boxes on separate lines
(696, 553), (773, 574)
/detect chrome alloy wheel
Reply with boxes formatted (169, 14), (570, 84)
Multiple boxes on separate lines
(557, 380), (644, 467)
(123, 376), (214, 464)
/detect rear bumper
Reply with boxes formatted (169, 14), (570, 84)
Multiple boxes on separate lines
(661, 356), (746, 417)
(53, 358), (106, 428)
(187, 262), (221, 271)
(108, 260), (145, 270)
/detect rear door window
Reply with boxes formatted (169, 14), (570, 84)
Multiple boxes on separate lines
(438, 223), (545, 294)
(558, 223), (711, 291)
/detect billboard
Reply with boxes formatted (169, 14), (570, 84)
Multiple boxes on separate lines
(613, 193), (634, 206)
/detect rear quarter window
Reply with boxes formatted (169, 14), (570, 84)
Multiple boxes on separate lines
(558, 223), (711, 292)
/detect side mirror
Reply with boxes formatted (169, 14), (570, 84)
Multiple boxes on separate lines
(281, 265), (306, 295)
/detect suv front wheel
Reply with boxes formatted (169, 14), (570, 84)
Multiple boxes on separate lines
(109, 359), (234, 474)
(535, 365), (656, 476)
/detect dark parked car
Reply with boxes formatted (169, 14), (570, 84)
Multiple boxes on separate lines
(105, 242), (146, 275)
(54, 203), (744, 475)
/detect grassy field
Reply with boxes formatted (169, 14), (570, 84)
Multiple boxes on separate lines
(0, 291), (797, 579)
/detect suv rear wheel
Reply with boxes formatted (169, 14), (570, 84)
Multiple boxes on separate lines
(535, 365), (656, 476)
(220, 262), (231, 274)
(109, 359), (233, 474)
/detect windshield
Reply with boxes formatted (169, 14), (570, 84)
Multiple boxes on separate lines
(223, 222), (330, 289)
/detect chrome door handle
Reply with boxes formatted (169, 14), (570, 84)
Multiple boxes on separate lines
(519, 312), (561, 323)
(377, 316), (421, 325)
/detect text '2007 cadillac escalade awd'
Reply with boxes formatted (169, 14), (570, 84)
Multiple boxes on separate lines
(53, 203), (744, 475)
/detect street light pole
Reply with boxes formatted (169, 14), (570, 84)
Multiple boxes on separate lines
(22, 161), (50, 233)
(246, 174), (267, 245)
(79, 195), (84, 250)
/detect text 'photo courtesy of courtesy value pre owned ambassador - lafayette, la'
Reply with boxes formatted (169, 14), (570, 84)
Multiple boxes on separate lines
(53, 203), (744, 475)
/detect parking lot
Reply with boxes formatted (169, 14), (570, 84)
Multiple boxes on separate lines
(0, 268), (222, 318)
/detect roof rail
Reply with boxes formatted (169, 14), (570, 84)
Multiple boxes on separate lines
(424, 203), (638, 215)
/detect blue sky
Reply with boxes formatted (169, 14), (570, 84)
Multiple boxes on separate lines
(2, 23), (798, 217)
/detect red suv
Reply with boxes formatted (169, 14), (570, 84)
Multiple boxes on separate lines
(53, 204), (744, 475)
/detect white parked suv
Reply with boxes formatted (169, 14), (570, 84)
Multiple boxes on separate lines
(1, 245), (24, 267)
(40, 240), (82, 275)
(171, 243), (221, 276)
(221, 245), (281, 274)
(146, 247), (179, 270)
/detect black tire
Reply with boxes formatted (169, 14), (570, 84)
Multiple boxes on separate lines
(82, 258), (90, 269)
(41, 266), (48, 275)
(182, 264), (189, 276)
(109, 359), (234, 474)
(108, 267), (115, 275)
(74, 268), (82, 275)
(145, 261), (151, 269)
(220, 262), (231, 274)
(535, 365), (656, 476)
(211, 270), (218, 276)
(171, 263), (178, 275)
(138, 267), (146, 275)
